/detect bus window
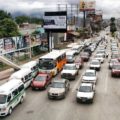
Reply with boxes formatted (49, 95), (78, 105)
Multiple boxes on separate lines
(18, 85), (24, 92)
(7, 94), (11, 103)
(39, 60), (56, 70)
(12, 89), (18, 97)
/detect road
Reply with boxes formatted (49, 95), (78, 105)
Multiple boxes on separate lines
(1, 36), (120, 120)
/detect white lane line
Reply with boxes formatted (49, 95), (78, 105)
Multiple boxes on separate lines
(71, 74), (83, 92)
(71, 62), (90, 92)
(104, 70), (109, 94)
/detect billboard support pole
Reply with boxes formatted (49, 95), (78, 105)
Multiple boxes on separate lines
(83, 10), (86, 28)
(47, 32), (50, 52)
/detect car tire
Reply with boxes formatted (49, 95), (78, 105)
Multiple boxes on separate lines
(111, 74), (114, 77)
(8, 107), (12, 115)
(90, 99), (93, 103)
(20, 96), (24, 104)
(44, 85), (47, 90)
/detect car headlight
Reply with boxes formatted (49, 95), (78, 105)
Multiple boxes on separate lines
(1, 107), (7, 111)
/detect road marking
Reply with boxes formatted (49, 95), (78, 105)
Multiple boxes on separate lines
(71, 62), (89, 92)
(104, 66), (109, 94)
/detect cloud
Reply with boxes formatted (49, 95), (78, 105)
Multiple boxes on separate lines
(0, 0), (120, 18)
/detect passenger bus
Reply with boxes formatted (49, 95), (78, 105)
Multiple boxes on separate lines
(0, 80), (25, 116)
(21, 60), (39, 77)
(39, 50), (66, 76)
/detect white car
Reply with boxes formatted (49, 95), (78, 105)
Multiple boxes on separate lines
(109, 59), (119, 69)
(94, 54), (104, 63)
(61, 64), (79, 80)
(82, 69), (97, 84)
(89, 59), (101, 71)
(76, 83), (95, 103)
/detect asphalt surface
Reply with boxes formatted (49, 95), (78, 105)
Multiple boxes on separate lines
(1, 36), (120, 120)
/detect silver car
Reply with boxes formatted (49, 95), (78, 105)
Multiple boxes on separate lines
(48, 79), (70, 99)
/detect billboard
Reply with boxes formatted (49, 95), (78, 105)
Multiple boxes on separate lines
(80, 0), (96, 11)
(44, 11), (67, 32)
(3, 37), (16, 52)
(0, 39), (4, 54)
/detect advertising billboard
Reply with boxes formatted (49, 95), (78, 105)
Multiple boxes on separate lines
(0, 39), (4, 54)
(44, 11), (67, 32)
(80, 0), (96, 11)
(3, 37), (16, 52)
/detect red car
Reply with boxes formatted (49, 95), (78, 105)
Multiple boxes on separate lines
(31, 73), (52, 90)
(75, 57), (84, 69)
(111, 63), (120, 77)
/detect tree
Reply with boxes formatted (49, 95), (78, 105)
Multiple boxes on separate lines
(15, 16), (30, 25)
(0, 18), (20, 38)
(15, 16), (44, 25)
(110, 17), (117, 37)
(0, 10), (12, 20)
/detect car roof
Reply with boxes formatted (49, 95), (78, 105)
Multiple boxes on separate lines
(80, 83), (93, 87)
(53, 79), (66, 83)
(65, 63), (76, 66)
(91, 59), (99, 62)
(86, 69), (95, 73)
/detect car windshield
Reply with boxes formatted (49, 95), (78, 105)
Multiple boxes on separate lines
(91, 61), (99, 65)
(113, 65), (120, 70)
(39, 59), (56, 70)
(79, 86), (92, 92)
(81, 53), (88, 56)
(51, 82), (65, 88)
(0, 95), (7, 104)
(110, 60), (118, 63)
(96, 55), (103, 58)
(66, 55), (72, 59)
(84, 72), (95, 76)
(64, 65), (76, 70)
(35, 75), (46, 81)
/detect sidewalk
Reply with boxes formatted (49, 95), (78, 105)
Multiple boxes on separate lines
(0, 68), (14, 80)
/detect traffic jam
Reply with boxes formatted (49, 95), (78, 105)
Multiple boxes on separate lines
(0, 33), (120, 117)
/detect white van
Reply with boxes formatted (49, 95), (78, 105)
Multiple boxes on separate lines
(0, 80), (25, 116)
(21, 60), (39, 77)
(71, 45), (82, 54)
(10, 68), (32, 89)
(66, 50), (75, 63)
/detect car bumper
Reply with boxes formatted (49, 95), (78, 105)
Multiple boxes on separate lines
(76, 97), (93, 103)
(61, 74), (76, 80)
(111, 72), (120, 77)
(48, 94), (65, 99)
(90, 67), (100, 71)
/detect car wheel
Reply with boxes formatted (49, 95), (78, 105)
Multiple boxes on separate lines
(111, 74), (114, 77)
(90, 99), (93, 103)
(32, 87), (35, 90)
(20, 96), (24, 104)
(8, 107), (12, 115)
(44, 85), (47, 90)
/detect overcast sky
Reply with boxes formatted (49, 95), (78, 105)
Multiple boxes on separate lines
(0, 0), (120, 18)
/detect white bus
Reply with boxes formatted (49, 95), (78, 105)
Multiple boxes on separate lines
(10, 68), (33, 89)
(0, 80), (25, 116)
(39, 50), (66, 76)
(21, 60), (39, 77)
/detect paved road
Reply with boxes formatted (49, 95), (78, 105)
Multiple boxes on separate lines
(1, 37), (120, 120)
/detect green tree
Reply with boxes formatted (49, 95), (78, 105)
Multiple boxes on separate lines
(0, 10), (12, 20)
(110, 17), (115, 22)
(0, 18), (20, 38)
(15, 16), (30, 25)
(110, 17), (117, 37)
